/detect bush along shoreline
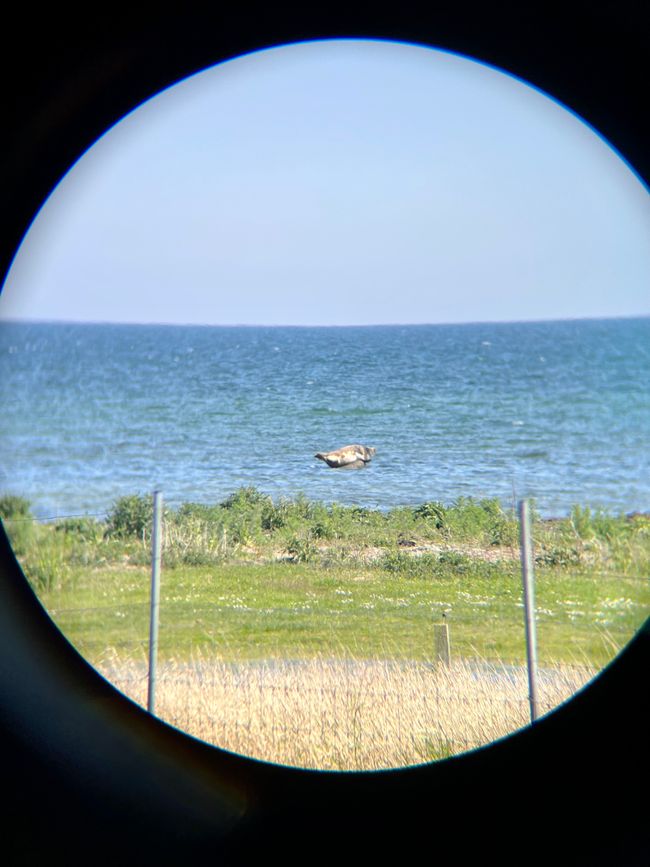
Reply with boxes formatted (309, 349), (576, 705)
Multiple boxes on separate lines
(2, 487), (649, 588)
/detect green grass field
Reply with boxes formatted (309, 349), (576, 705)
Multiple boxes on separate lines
(3, 489), (648, 669)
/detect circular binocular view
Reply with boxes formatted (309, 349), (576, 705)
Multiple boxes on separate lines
(1, 39), (648, 770)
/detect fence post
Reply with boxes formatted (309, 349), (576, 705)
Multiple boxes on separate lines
(518, 499), (539, 722)
(434, 621), (451, 666)
(147, 490), (163, 714)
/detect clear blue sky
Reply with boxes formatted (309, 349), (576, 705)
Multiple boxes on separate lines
(1, 38), (648, 326)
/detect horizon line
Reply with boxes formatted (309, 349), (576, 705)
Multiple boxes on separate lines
(1, 312), (649, 329)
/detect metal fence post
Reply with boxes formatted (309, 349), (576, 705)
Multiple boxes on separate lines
(147, 490), (163, 714)
(518, 499), (539, 722)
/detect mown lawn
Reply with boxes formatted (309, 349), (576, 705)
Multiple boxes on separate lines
(39, 558), (647, 670)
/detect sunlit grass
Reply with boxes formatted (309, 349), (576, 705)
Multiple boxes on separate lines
(98, 651), (599, 770)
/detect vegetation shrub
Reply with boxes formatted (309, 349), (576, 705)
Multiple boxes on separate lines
(436, 550), (474, 573)
(176, 502), (223, 522)
(261, 498), (293, 531)
(535, 544), (583, 568)
(54, 516), (103, 542)
(105, 494), (153, 539)
(1, 496), (91, 588)
(382, 550), (422, 576)
(489, 515), (519, 547)
(27, 543), (72, 592)
(311, 519), (334, 540)
(570, 504), (639, 547)
(9, 488), (647, 590)
(213, 487), (271, 544)
(349, 506), (372, 522)
(0, 494), (32, 520)
(534, 508), (628, 568)
(0, 494), (36, 556)
(220, 486), (271, 511)
(381, 547), (506, 580)
(286, 532), (317, 563)
(439, 497), (518, 546)
(413, 501), (446, 529)
(172, 497), (275, 554)
(163, 506), (230, 566)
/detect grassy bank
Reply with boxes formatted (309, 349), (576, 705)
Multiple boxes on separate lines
(2, 488), (648, 668)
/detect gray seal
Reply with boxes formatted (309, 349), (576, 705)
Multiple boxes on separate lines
(314, 444), (376, 468)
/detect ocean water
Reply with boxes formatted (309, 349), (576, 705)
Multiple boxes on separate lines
(1, 318), (648, 520)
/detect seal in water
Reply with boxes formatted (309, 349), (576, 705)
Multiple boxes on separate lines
(314, 444), (376, 468)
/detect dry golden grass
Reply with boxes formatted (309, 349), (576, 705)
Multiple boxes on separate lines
(97, 653), (597, 770)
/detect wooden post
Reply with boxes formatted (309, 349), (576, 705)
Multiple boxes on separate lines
(434, 622), (451, 666)
(518, 499), (539, 722)
(147, 490), (163, 714)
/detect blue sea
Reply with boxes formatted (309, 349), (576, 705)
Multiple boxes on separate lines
(1, 318), (648, 520)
